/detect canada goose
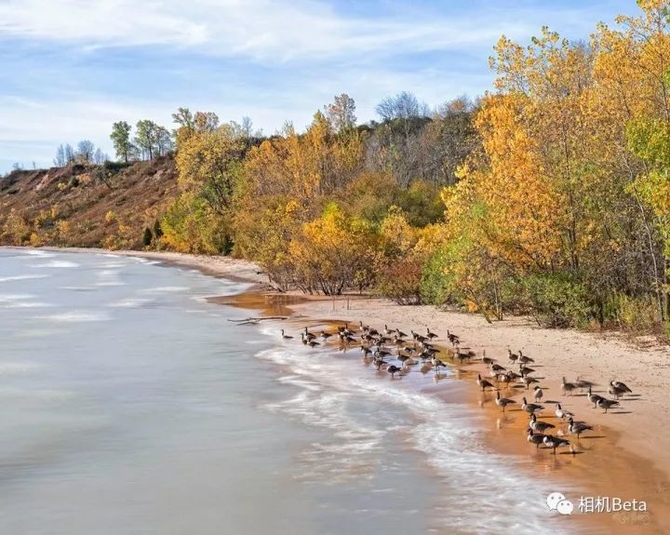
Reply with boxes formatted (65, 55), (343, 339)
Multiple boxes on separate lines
(568, 417), (594, 439)
(386, 364), (401, 379)
(587, 386), (604, 408)
(482, 350), (496, 366)
(519, 365), (535, 376)
(611, 380), (632, 394)
(383, 324), (394, 335)
(529, 413), (555, 433)
(304, 327), (317, 341)
(597, 398), (619, 413)
(554, 403), (574, 420)
(360, 346), (373, 358)
(521, 397), (544, 414)
(477, 373), (495, 391)
(373, 355), (387, 371)
(521, 376), (539, 389)
(426, 327), (438, 339)
(518, 351), (535, 365)
(320, 330), (333, 340)
(301, 333), (320, 347)
(508, 349), (519, 363)
(433, 357), (447, 373)
(527, 428), (546, 449)
(490, 363), (506, 373)
(280, 329), (293, 340)
(543, 434), (570, 455)
(533, 386), (543, 403)
(374, 347), (392, 359)
(561, 377), (577, 396)
(608, 383), (627, 400)
(447, 330), (460, 346)
(397, 354), (412, 368)
(495, 391), (516, 412)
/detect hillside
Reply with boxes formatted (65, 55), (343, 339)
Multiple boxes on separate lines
(0, 157), (178, 249)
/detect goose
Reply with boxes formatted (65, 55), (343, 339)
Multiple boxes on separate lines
(280, 329), (293, 340)
(532, 386), (543, 403)
(521, 397), (544, 414)
(411, 330), (427, 343)
(561, 377), (577, 396)
(521, 376), (539, 389)
(527, 428), (546, 449)
(496, 372), (512, 385)
(433, 357), (447, 373)
(608, 383), (627, 400)
(304, 327), (317, 341)
(386, 364), (401, 379)
(518, 351), (535, 365)
(320, 330), (333, 340)
(519, 364), (535, 376)
(508, 349), (519, 363)
(383, 324), (394, 336)
(397, 354), (412, 368)
(477, 373), (495, 391)
(446, 330), (460, 346)
(360, 346), (373, 358)
(373, 355), (387, 371)
(490, 363), (506, 373)
(529, 413), (555, 433)
(374, 347), (392, 359)
(554, 403), (574, 420)
(543, 434), (570, 455)
(301, 333), (320, 347)
(495, 391), (516, 412)
(568, 417), (594, 439)
(587, 386), (604, 408)
(426, 327), (439, 339)
(455, 350), (474, 364)
(611, 380), (632, 394)
(482, 350), (496, 366)
(597, 398), (619, 413)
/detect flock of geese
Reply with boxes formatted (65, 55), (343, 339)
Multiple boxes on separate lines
(280, 321), (635, 455)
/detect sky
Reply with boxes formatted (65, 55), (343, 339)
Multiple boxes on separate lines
(0, 0), (637, 173)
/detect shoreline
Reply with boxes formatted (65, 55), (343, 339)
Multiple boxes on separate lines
(19, 246), (670, 533)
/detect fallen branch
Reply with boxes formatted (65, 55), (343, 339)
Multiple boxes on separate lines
(228, 316), (288, 325)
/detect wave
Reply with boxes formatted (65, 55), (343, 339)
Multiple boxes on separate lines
(37, 311), (112, 323)
(29, 260), (80, 268)
(0, 274), (49, 283)
(253, 336), (574, 535)
(0, 361), (42, 375)
(108, 298), (154, 308)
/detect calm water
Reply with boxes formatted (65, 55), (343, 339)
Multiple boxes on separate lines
(0, 248), (572, 535)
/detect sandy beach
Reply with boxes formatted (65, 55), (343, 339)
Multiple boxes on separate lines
(40, 248), (670, 533)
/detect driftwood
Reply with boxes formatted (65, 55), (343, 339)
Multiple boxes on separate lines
(228, 316), (288, 325)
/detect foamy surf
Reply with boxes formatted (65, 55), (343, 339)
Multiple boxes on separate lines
(29, 260), (80, 268)
(0, 274), (49, 283)
(254, 338), (574, 535)
(37, 311), (112, 323)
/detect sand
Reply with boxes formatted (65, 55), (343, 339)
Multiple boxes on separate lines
(36, 248), (670, 534)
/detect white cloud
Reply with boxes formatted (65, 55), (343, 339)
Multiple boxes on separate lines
(0, 0), (608, 62)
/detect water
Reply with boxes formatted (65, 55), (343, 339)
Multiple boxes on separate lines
(0, 248), (573, 535)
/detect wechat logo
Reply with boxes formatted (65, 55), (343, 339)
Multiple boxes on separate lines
(547, 492), (574, 515)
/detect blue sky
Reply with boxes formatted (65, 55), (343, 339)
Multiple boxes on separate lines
(0, 0), (636, 173)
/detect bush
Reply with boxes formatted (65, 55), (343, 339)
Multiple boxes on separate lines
(521, 273), (593, 328)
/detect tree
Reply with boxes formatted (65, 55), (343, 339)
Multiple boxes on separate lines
(54, 145), (66, 167)
(93, 148), (108, 165)
(375, 91), (429, 122)
(134, 120), (158, 160)
(324, 93), (357, 133)
(64, 144), (75, 164)
(76, 140), (95, 164)
(110, 121), (133, 163)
